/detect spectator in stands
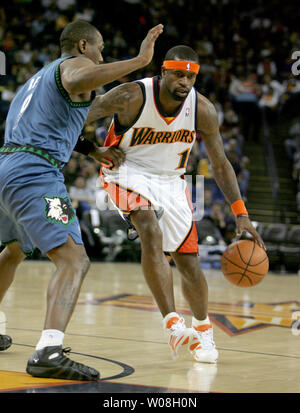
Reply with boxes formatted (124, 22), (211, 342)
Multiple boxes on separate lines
(229, 71), (262, 141)
(82, 159), (99, 192)
(2, 31), (15, 52)
(209, 93), (224, 126)
(226, 149), (242, 177)
(16, 42), (33, 65)
(224, 136), (243, 160)
(203, 188), (212, 217)
(0, 81), (15, 116)
(63, 156), (80, 190)
(95, 117), (112, 146)
(292, 152), (300, 181)
(223, 101), (239, 128)
(69, 175), (96, 220)
(210, 202), (226, 235)
(258, 75), (283, 123)
(259, 86), (279, 110)
(237, 156), (250, 200)
(208, 202), (236, 244)
(284, 119), (300, 160)
(257, 50), (277, 79)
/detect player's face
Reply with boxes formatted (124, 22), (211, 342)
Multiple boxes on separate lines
(83, 32), (104, 65)
(162, 68), (197, 101)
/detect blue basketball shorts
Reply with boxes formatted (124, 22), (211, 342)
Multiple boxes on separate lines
(0, 152), (83, 256)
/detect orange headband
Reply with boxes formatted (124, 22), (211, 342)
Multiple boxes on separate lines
(163, 60), (200, 74)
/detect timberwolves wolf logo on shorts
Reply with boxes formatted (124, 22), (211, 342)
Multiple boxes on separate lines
(43, 196), (75, 225)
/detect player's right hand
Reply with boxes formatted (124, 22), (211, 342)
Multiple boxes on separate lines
(236, 215), (266, 250)
(138, 24), (164, 66)
(89, 146), (125, 169)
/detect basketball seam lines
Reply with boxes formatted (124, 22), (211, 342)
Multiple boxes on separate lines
(235, 242), (268, 266)
(237, 242), (256, 285)
(236, 242), (251, 265)
(222, 255), (266, 276)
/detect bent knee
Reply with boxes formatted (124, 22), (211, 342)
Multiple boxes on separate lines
(139, 225), (164, 252)
(132, 212), (163, 243)
(64, 248), (90, 271)
(4, 242), (26, 264)
(48, 238), (90, 273)
(175, 256), (203, 283)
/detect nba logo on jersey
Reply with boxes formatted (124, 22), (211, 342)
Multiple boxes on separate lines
(185, 108), (190, 117)
(186, 62), (190, 71)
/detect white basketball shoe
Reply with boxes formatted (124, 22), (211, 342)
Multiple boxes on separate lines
(191, 317), (219, 363)
(163, 312), (201, 359)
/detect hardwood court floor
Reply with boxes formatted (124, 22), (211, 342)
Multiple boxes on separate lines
(0, 260), (300, 393)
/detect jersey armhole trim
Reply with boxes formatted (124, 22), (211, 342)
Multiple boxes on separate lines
(54, 60), (95, 108)
(113, 81), (146, 135)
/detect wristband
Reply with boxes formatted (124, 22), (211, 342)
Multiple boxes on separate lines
(231, 200), (248, 217)
(73, 135), (95, 155)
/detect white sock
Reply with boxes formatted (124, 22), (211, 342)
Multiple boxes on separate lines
(35, 329), (64, 350)
(192, 315), (211, 327)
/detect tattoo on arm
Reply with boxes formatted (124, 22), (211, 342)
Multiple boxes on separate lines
(86, 84), (137, 124)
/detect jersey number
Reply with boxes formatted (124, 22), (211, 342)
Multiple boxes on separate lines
(176, 149), (190, 170)
(19, 76), (41, 115)
(13, 76), (41, 131)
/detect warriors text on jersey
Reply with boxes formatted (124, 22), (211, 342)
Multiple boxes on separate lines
(101, 76), (199, 253)
(104, 76), (197, 175)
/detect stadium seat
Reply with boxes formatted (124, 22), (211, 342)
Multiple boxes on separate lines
(262, 223), (289, 270)
(279, 225), (300, 272)
(196, 217), (224, 244)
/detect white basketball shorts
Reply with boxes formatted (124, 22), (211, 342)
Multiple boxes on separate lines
(101, 164), (198, 253)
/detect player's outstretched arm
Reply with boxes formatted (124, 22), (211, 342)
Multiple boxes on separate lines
(61, 24), (163, 95)
(85, 82), (143, 124)
(197, 93), (265, 249)
(77, 82), (143, 168)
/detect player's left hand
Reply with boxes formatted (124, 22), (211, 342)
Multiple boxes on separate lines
(89, 146), (125, 168)
(236, 215), (266, 250)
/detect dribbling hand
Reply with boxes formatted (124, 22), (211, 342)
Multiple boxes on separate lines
(236, 215), (266, 250)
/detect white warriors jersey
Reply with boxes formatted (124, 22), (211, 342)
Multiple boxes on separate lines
(103, 76), (197, 176)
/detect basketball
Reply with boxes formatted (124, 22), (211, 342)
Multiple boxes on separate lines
(221, 240), (269, 288)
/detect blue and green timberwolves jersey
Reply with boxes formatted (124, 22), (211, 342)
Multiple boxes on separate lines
(4, 56), (94, 163)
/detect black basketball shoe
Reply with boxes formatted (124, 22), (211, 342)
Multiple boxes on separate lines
(0, 334), (12, 351)
(26, 346), (100, 381)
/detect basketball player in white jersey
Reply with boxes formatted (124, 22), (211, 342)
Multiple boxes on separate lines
(86, 45), (265, 363)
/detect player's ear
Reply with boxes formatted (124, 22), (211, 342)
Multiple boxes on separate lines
(78, 39), (87, 54)
(161, 66), (167, 78)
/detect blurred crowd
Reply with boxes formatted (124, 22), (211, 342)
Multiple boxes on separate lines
(0, 0), (299, 260)
(284, 116), (300, 212)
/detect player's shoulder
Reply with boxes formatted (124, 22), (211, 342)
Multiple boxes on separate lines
(196, 91), (218, 120)
(196, 91), (217, 112)
(112, 81), (144, 103)
(100, 81), (144, 120)
(60, 55), (95, 71)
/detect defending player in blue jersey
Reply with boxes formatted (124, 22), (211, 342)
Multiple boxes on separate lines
(0, 20), (163, 380)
